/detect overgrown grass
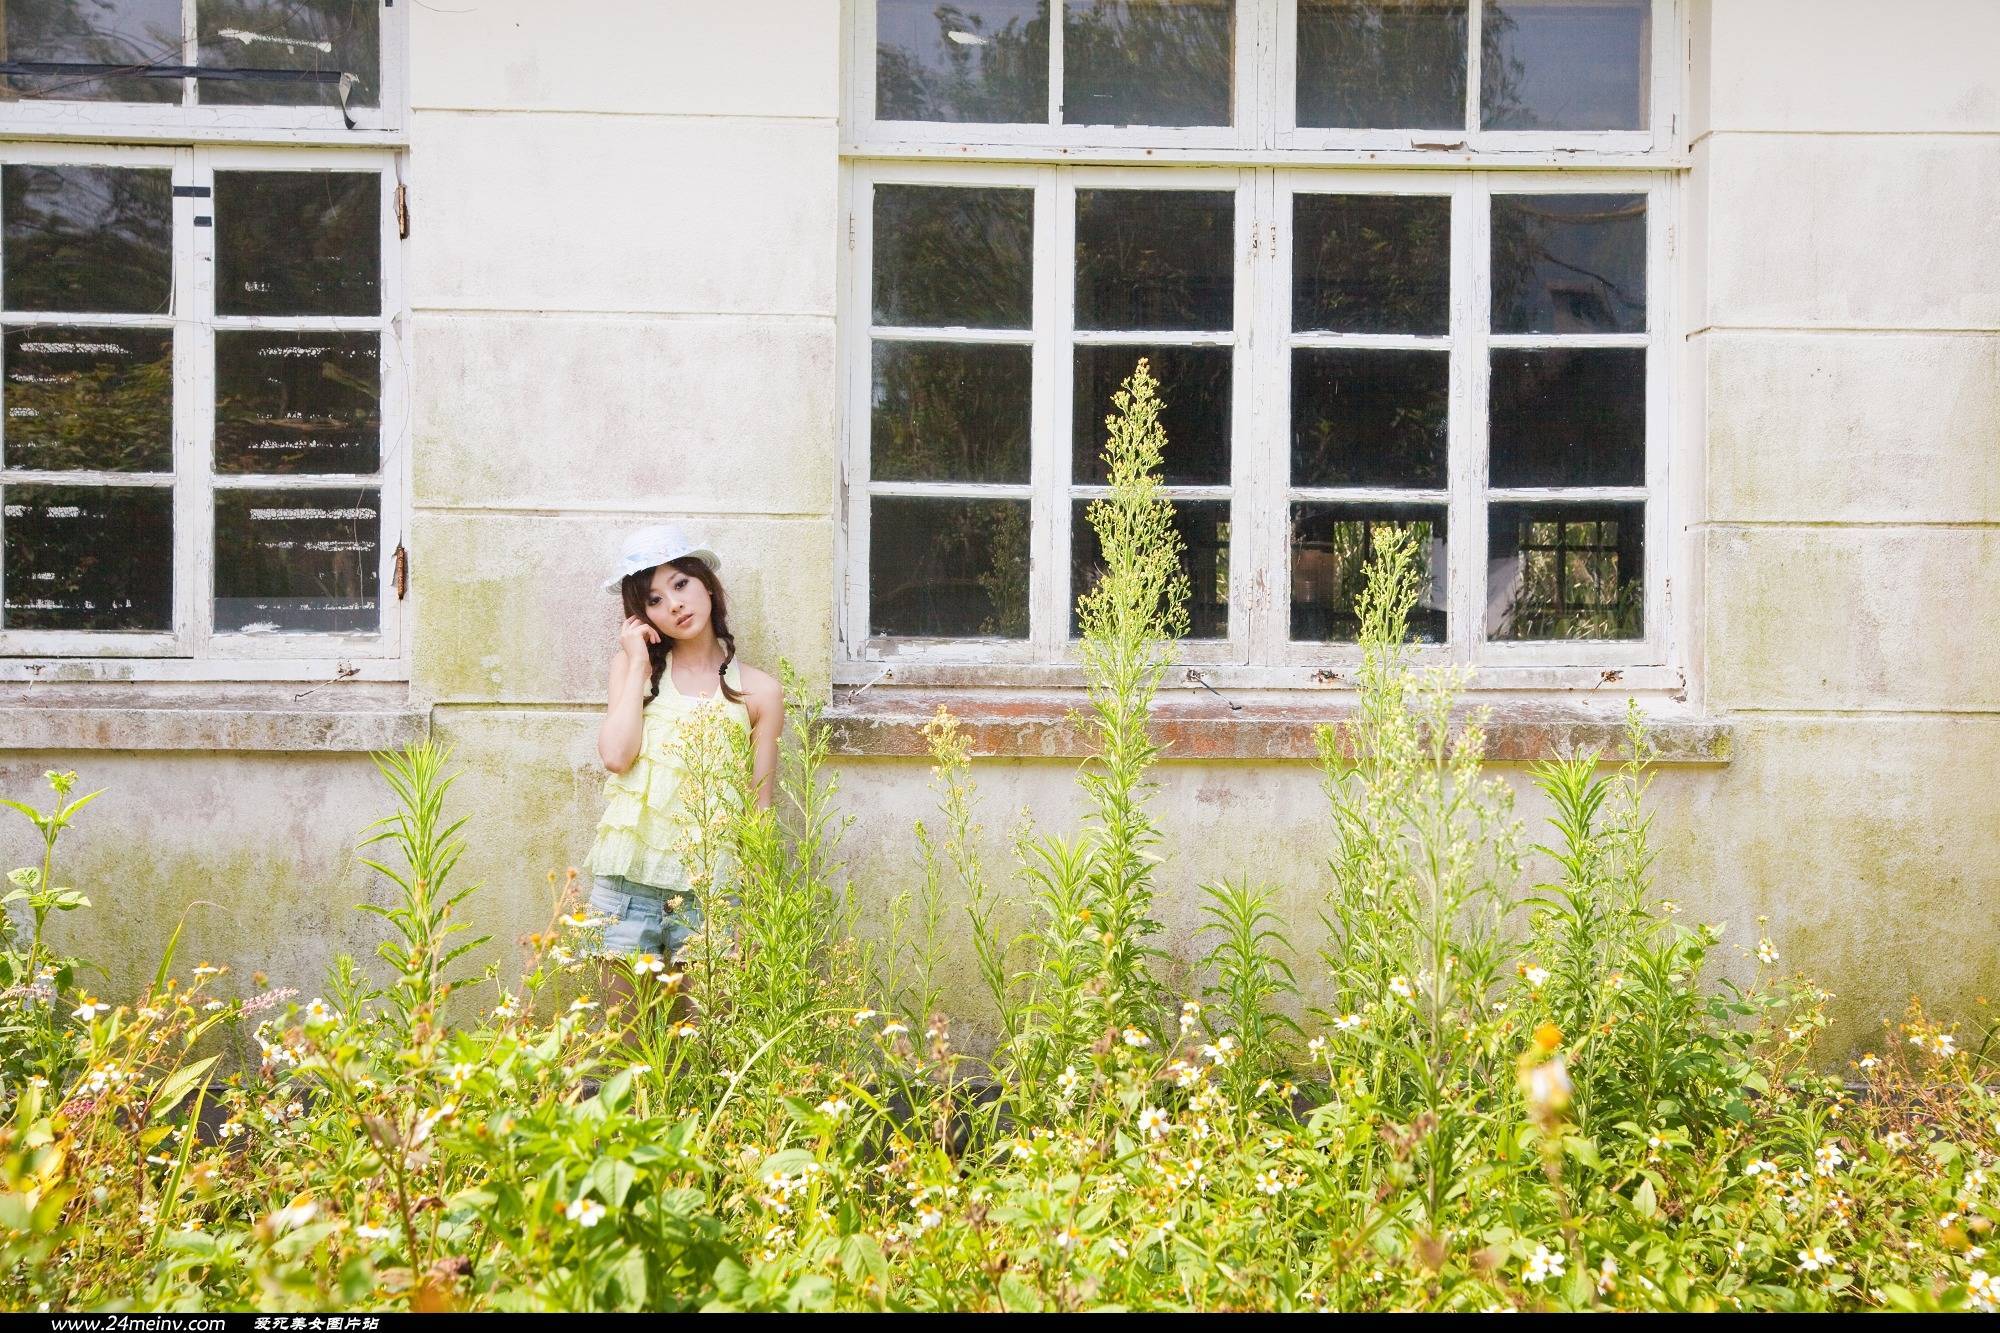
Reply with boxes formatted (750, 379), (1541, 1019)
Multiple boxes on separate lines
(2, 360), (1997, 1312)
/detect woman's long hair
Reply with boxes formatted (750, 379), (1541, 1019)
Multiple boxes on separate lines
(620, 556), (744, 706)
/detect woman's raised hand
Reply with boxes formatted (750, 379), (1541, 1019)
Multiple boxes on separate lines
(618, 615), (661, 662)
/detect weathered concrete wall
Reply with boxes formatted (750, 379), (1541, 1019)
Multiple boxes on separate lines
(401, 0), (843, 981)
(1677, 0), (2000, 1047)
(5, 3), (1996, 1061)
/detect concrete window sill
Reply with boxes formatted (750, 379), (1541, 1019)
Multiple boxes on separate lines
(0, 686), (429, 754)
(825, 692), (1733, 764)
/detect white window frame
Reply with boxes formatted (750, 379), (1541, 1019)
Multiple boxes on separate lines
(0, 1), (408, 682)
(0, 1), (407, 144)
(0, 140), (409, 682)
(849, 0), (1680, 167)
(839, 0), (1687, 695)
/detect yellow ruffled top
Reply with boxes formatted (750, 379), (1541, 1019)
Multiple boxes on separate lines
(587, 658), (750, 892)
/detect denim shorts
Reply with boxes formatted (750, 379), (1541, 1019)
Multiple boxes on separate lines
(587, 875), (704, 962)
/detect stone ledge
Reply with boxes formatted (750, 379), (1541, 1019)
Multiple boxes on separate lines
(0, 692), (430, 753)
(826, 693), (1733, 764)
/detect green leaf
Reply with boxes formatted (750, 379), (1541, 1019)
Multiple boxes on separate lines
(1632, 1176), (1658, 1218)
(840, 1232), (887, 1288)
(586, 1156), (639, 1209)
(150, 1056), (220, 1122)
(999, 1272), (1043, 1312)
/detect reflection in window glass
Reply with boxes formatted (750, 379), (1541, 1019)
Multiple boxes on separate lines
(1491, 193), (1645, 334)
(876, 0), (1048, 123)
(1063, 0), (1233, 127)
(215, 171), (380, 317)
(1487, 501), (1643, 640)
(1296, 0), (1467, 130)
(1293, 193), (1450, 335)
(1, 483), (172, 630)
(1488, 348), (1643, 488)
(1074, 189), (1234, 331)
(2, 164), (172, 314)
(873, 185), (1034, 329)
(1289, 503), (1445, 641)
(213, 486), (379, 633)
(871, 341), (1033, 484)
(215, 331), (381, 475)
(4, 326), (172, 471)
(1072, 497), (1228, 638)
(1481, 0), (1649, 131)
(1073, 344), (1229, 485)
(1292, 348), (1448, 488)
(0, 0), (182, 102)
(870, 495), (1030, 638)
(196, 0), (379, 108)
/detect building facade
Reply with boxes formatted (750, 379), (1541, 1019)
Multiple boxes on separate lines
(0, 1), (1994, 1054)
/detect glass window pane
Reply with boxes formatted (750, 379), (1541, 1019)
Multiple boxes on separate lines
(215, 330), (380, 475)
(1073, 344), (1228, 485)
(1292, 347), (1448, 488)
(1487, 500), (1643, 640)
(1481, 0), (1650, 131)
(4, 326), (172, 471)
(870, 495), (1029, 638)
(1063, 0), (1233, 127)
(871, 341), (1031, 484)
(1491, 193), (1645, 334)
(1071, 497), (1228, 638)
(214, 486), (379, 633)
(1293, 193), (1450, 335)
(3, 164), (171, 314)
(1289, 502), (1446, 642)
(873, 185), (1033, 330)
(1489, 348), (1643, 488)
(1296, 0), (1468, 130)
(195, 0), (379, 109)
(1075, 189), (1233, 331)
(2, 483), (171, 630)
(214, 171), (380, 317)
(0, 0), (183, 102)
(876, 0), (1048, 123)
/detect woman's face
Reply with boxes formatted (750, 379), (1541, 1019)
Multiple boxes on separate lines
(645, 563), (712, 642)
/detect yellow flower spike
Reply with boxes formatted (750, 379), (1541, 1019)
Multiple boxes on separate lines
(1532, 1023), (1563, 1055)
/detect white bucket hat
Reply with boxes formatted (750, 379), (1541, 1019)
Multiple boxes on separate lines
(602, 523), (722, 592)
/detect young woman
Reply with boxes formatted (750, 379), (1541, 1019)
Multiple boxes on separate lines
(586, 524), (782, 967)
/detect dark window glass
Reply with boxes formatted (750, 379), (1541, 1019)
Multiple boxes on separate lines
(873, 185), (1034, 329)
(1296, 0), (1467, 130)
(1489, 348), (1643, 488)
(1293, 193), (1450, 335)
(1488, 500), (1643, 640)
(1073, 343), (1228, 485)
(3, 326), (172, 471)
(876, 0), (1048, 123)
(1491, 193), (1645, 334)
(870, 495), (1030, 638)
(1289, 502), (1445, 641)
(0, 0), (182, 102)
(214, 170), (380, 317)
(1063, 0), (1233, 127)
(2, 164), (172, 314)
(213, 485), (379, 632)
(1071, 497), (1228, 638)
(1075, 189), (1233, 331)
(1292, 347), (1448, 488)
(1, 483), (171, 630)
(195, 0), (380, 109)
(215, 330), (380, 475)
(1481, 0), (1649, 131)
(871, 340), (1032, 484)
